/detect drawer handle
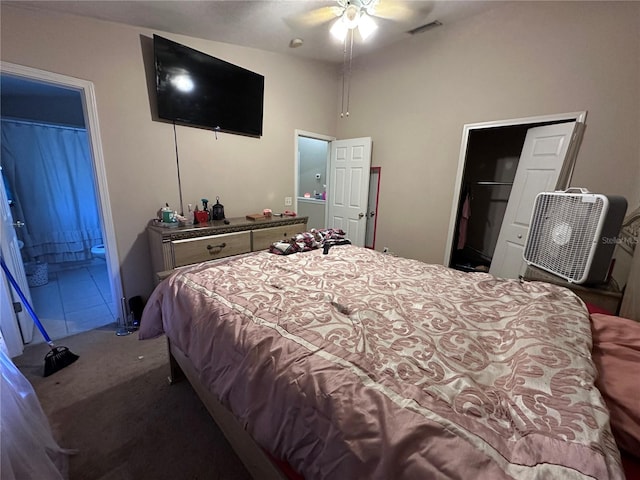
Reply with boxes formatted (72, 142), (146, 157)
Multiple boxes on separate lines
(207, 242), (227, 251)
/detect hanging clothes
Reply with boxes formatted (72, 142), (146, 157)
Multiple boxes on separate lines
(457, 191), (471, 250)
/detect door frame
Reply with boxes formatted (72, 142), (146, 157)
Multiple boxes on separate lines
(443, 111), (587, 267)
(1, 62), (124, 328)
(365, 166), (381, 249)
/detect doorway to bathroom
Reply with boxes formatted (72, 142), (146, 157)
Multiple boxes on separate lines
(1, 67), (120, 346)
(294, 130), (378, 247)
(296, 134), (330, 230)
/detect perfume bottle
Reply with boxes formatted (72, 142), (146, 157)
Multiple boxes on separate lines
(185, 204), (194, 225)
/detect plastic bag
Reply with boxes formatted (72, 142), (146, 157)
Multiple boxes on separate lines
(0, 344), (73, 479)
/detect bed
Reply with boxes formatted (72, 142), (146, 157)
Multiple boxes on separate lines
(139, 244), (635, 480)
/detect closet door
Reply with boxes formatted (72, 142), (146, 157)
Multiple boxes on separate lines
(490, 122), (582, 279)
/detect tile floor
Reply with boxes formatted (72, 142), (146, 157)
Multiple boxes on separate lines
(27, 259), (117, 343)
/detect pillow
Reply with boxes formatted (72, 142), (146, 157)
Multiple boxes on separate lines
(590, 313), (640, 458)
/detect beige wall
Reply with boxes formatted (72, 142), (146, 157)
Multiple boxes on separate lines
(2, 2), (639, 299)
(1, 5), (339, 299)
(337, 1), (640, 264)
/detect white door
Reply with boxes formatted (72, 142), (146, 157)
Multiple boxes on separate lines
(327, 137), (372, 247)
(0, 168), (33, 357)
(490, 122), (582, 279)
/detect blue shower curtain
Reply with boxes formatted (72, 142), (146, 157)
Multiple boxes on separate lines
(1, 119), (102, 264)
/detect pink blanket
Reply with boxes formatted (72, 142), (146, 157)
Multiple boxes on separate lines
(591, 313), (640, 458)
(140, 246), (623, 479)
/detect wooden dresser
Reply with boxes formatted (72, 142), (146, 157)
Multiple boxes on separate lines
(148, 216), (307, 282)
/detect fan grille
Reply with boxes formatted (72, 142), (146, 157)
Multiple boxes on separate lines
(524, 194), (604, 281)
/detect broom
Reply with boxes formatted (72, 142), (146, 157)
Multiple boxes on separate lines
(1, 256), (79, 377)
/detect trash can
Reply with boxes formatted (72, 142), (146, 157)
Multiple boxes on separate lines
(24, 261), (48, 287)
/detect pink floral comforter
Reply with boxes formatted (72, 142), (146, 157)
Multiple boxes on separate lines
(139, 245), (623, 480)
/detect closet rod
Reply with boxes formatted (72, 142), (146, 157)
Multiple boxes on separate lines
(475, 181), (513, 186)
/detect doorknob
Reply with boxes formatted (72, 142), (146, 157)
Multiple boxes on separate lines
(358, 212), (365, 219)
(13, 220), (25, 228)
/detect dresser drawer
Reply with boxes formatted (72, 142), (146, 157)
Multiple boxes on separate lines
(252, 224), (306, 251)
(172, 231), (251, 267)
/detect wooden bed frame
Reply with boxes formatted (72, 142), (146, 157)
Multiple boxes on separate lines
(166, 338), (290, 480)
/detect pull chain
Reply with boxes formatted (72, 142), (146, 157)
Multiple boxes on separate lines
(345, 29), (354, 117)
(340, 29), (354, 118)
(341, 34), (347, 118)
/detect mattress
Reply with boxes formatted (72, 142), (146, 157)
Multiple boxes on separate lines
(139, 245), (623, 480)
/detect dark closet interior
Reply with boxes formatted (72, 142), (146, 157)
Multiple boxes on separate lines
(449, 119), (576, 273)
(450, 125), (531, 273)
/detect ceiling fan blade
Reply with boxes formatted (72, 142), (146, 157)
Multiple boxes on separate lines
(285, 5), (343, 29)
(369, 1), (423, 22)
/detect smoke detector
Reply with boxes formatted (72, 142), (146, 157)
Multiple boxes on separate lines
(289, 38), (304, 48)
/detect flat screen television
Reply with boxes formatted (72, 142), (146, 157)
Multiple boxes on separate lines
(153, 34), (264, 137)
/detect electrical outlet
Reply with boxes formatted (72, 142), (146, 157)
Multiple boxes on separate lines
(284, 197), (292, 206)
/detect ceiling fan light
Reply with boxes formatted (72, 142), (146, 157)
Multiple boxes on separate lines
(330, 17), (348, 41)
(358, 13), (377, 40)
(342, 4), (361, 29)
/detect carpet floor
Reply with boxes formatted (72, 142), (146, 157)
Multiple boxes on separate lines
(13, 324), (251, 480)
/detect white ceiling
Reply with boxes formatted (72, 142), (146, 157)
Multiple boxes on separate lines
(6, 1), (504, 64)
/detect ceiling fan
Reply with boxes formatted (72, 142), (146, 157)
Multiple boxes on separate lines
(330, 0), (381, 41)
(290, 1), (420, 117)
(290, 0), (418, 42)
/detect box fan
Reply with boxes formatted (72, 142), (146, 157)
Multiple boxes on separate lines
(523, 188), (627, 284)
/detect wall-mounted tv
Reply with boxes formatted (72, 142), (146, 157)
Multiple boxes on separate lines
(153, 35), (264, 137)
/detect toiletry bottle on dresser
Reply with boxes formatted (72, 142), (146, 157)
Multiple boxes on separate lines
(186, 204), (194, 225)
